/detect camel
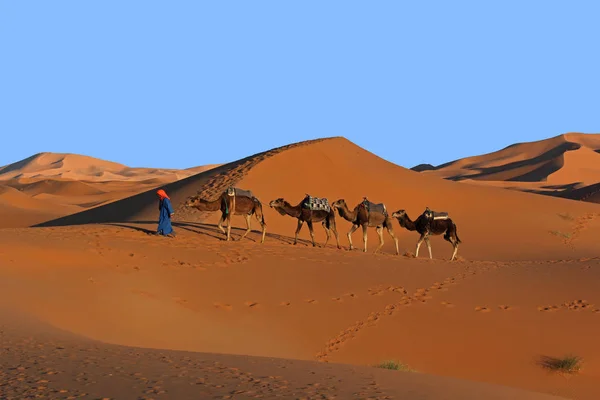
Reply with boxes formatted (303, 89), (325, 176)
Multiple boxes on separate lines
(185, 189), (266, 243)
(269, 196), (341, 249)
(391, 208), (461, 261)
(331, 198), (399, 255)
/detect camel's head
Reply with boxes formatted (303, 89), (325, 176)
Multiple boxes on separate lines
(269, 198), (285, 208)
(331, 199), (346, 210)
(184, 196), (200, 208)
(391, 210), (407, 219)
(269, 198), (289, 216)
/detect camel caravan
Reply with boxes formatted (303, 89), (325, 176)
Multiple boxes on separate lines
(185, 188), (461, 261)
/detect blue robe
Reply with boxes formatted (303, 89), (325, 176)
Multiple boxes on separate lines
(157, 198), (174, 235)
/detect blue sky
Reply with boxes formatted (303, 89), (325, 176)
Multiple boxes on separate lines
(1, 1), (598, 169)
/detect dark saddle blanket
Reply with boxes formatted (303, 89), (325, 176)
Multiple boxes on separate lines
(423, 207), (449, 220)
(226, 187), (254, 199)
(361, 198), (387, 216)
(302, 195), (330, 212)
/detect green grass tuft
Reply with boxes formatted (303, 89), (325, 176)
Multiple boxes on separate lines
(557, 212), (575, 221)
(540, 355), (583, 374)
(549, 230), (571, 239)
(375, 360), (416, 372)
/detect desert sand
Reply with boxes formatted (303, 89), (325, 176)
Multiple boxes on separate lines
(0, 152), (219, 228)
(413, 133), (600, 203)
(1, 137), (600, 399)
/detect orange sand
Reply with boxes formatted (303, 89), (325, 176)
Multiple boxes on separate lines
(1, 136), (600, 399)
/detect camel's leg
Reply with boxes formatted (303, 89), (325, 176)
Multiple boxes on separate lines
(322, 221), (331, 247)
(217, 213), (226, 235)
(386, 225), (400, 255)
(226, 213), (232, 241)
(374, 226), (384, 253)
(307, 220), (316, 247)
(294, 220), (304, 245)
(255, 211), (266, 244)
(240, 214), (252, 240)
(347, 224), (359, 250)
(331, 220), (341, 249)
(362, 224), (368, 253)
(449, 237), (459, 261)
(425, 236), (432, 259)
(415, 234), (425, 258)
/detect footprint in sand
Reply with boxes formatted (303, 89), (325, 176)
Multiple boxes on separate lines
(214, 303), (233, 311)
(305, 299), (318, 304)
(537, 305), (559, 312)
(280, 301), (291, 306)
(475, 306), (491, 312)
(441, 301), (455, 308)
(344, 293), (357, 299)
(498, 305), (511, 311)
(244, 301), (259, 308)
(331, 297), (342, 302)
(563, 300), (595, 311)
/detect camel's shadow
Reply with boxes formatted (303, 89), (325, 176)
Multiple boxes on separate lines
(102, 220), (319, 246)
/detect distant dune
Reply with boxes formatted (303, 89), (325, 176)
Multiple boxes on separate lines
(0, 152), (219, 227)
(412, 132), (600, 203)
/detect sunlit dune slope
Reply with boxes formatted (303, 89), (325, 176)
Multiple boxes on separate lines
(36, 137), (600, 261)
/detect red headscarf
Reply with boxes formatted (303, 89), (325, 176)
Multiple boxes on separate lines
(156, 189), (170, 200)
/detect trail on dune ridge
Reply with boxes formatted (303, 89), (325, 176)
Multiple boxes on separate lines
(33, 137), (337, 227)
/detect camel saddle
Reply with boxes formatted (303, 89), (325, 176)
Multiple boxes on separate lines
(302, 194), (330, 212)
(423, 207), (449, 220)
(361, 198), (387, 217)
(226, 187), (254, 199)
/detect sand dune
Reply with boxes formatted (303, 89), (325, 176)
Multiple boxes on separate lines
(0, 152), (214, 182)
(0, 153), (219, 228)
(1, 310), (564, 400)
(0, 184), (82, 228)
(3, 137), (600, 399)
(413, 132), (600, 203)
(36, 136), (600, 261)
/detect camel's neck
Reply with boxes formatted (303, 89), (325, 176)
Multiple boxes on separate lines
(399, 215), (417, 231)
(278, 201), (302, 218)
(337, 204), (357, 222)
(193, 198), (221, 212)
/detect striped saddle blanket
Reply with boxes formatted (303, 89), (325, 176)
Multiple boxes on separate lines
(226, 187), (254, 199)
(423, 207), (449, 220)
(302, 195), (330, 212)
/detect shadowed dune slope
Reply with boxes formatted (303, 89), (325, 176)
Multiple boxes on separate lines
(36, 137), (600, 260)
(0, 153), (221, 228)
(34, 138), (334, 227)
(412, 133), (600, 203)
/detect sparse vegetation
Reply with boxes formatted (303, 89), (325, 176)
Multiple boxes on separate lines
(539, 355), (583, 374)
(549, 230), (571, 239)
(375, 360), (416, 372)
(557, 212), (575, 221)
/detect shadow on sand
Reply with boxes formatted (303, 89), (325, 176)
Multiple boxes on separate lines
(102, 220), (320, 247)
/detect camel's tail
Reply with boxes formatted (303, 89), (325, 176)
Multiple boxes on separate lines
(254, 198), (267, 226)
(454, 223), (461, 244)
